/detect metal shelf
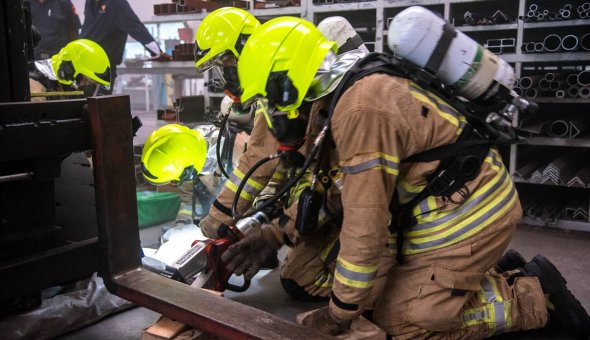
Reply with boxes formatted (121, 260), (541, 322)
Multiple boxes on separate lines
(149, 12), (207, 23)
(310, 1), (378, 12)
(531, 97), (590, 104)
(509, 52), (590, 63)
(456, 23), (517, 32)
(523, 18), (590, 29)
(118, 61), (198, 76)
(250, 7), (302, 16)
(513, 178), (589, 188)
(382, 0), (445, 7)
(520, 216), (590, 232)
(522, 137), (590, 148)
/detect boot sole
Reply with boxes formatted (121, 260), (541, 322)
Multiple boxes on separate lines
(530, 255), (590, 339)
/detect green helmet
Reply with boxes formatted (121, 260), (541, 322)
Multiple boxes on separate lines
(141, 124), (208, 186)
(51, 39), (111, 87)
(237, 17), (337, 112)
(194, 7), (260, 74)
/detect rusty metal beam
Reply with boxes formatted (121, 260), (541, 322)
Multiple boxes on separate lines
(87, 96), (330, 340)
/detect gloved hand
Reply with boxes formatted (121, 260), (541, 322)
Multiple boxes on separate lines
(199, 214), (224, 238)
(149, 52), (173, 62)
(301, 306), (351, 336)
(220, 231), (277, 280)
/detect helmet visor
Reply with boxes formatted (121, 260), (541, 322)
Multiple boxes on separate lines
(195, 49), (236, 74)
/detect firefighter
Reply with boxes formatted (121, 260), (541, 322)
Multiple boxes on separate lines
(220, 17), (590, 339)
(29, 38), (111, 101)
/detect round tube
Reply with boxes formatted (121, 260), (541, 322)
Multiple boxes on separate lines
(567, 73), (579, 86)
(527, 10), (536, 17)
(538, 79), (551, 91)
(526, 42), (536, 53)
(543, 34), (562, 52)
(578, 70), (590, 86)
(581, 33), (590, 50)
(549, 13), (557, 20)
(577, 6), (584, 14)
(535, 42), (544, 52)
(561, 35), (579, 51)
(564, 4), (572, 11)
(543, 9), (549, 15)
(513, 87), (523, 96)
(514, 79), (520, 87)
(556, 14), (563, 20)
(549, 120), (570, 137)
(519, 76), (536, 89)
(567, 85), (580, 98)
(555, 90), (566, 98)
(529, 4), (538, 12)
(580, 87), (590, 99)
(580, 12), (588, 19)
(536, 13), (545, 21)
(561, 9), (570, 18)
(583, 3), (590, 11)
(550, 81), (563, 91)
(525, 88), (538, 98)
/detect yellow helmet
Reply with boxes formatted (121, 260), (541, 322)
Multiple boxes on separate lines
(238, 17), (337, 112)
(51, 39), (111, 87)
(194, 7), (260, 74)
(141, 124), (207, 186)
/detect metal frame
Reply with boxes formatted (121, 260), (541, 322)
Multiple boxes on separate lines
(87, 96), (330, 339)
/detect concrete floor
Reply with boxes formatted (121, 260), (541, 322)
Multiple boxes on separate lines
(55, 224), (590, 340)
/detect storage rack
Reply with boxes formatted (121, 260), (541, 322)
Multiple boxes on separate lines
(152, 0), (590, 232)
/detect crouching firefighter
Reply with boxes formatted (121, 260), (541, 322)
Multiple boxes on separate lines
(221, 9), (590, 340)
(29, 39), (111, 101)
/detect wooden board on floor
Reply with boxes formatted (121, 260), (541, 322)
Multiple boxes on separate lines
(297, 307), (386, 340)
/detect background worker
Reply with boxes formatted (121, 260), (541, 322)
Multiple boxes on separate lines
(29, 38), (111, 102)
(80, 0), (171, 92)
(31, 0), (81, 60)
(222, 16), (590, 339)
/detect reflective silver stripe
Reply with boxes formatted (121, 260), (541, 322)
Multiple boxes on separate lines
(407, 184), (516, 250)
(228, 173), (261, 197)
(494, 302), (508, 335)
(335, 263), (377, 283)
(340, 157), (398, 174)
(463, 309), (488, 322)
(410, 85), (460, 118)
(481, 277), (497, 303)
(410, 170), (509, 232)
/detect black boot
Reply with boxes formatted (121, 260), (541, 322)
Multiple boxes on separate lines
(261, 251), (279, 270)
(495, 249), (527, 272)
(521, 254), (590, 339)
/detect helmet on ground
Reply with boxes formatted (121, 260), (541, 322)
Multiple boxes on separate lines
(141, 124), (207, 186)
(51, 39), (111, 87)
(238, 17), (337, 112)
(194, 7), (260, 74)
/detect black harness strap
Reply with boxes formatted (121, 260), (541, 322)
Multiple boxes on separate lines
(425, 23), (457, 74)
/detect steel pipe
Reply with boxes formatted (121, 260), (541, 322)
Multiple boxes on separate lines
(580, 86), (590, 99)
(543, 34), (562, 52)
(567, 85), (580, 98)
(525, 88), (538, 98)
(561, 35), (579, 51)
(550, 81), (564, 91)
(564, 4), (572, 11)
(556, 90), (566, 98)
(529, 4), (538, 12)
(513, 87), (523, 96)
(548, 120), (570, 137)
(543, 9), (549, 15)
(535, 42), (545, 52)
(582, 33), (590, 50)
(0, 172), (34, 183)
(519, 76), (541, 89)
(578, 70), (590, 86)
(544, 72), (565, 82)
(527, 10), (536, 18)
(536, 13), (545, 21)
(567, 73), (579, 86)
(539, 78), (552, 91)
(549, 13), (557, 20)
(581, 12), (588, 19)
(525, 42), (536, 53)
(584, 3), (590, 11)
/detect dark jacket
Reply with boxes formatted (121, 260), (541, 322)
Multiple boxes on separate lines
(80, 0), (156, 68)
(31, 0), (81, 59)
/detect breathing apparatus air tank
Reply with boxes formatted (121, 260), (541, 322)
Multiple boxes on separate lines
(318, 16), (369, 54)
(388, 6), (515, 103)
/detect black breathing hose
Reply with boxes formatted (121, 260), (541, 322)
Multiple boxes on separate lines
(216, 113), (231, 179)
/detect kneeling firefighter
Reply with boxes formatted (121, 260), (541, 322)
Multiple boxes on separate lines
(221, 8), (590, 339)
(29, 39), (111, 101)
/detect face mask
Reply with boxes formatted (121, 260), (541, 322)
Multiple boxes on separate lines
(258, 99), (307, 148)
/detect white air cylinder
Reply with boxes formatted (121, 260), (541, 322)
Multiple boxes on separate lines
(388, 6), (515, 101)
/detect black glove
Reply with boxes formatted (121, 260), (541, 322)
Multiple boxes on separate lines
(220, 232), (276, 280)
(301, 306), (351, 336)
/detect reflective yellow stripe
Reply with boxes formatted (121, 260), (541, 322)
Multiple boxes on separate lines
(319, 239), (338, 262)
(272, 171), (284, 181)
(334, 257), (378, 289)
(397, 179), (425, 205)
(314, 272), (333, 288)
(256, 98), (273, 128)
(410, 84), (460, 127)
(234, 168), (264, 191)
(340, 152), (399, 175)
(225, 180), (254, 201)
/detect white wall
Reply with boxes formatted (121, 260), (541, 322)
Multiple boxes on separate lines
(71, 0), (162, 24)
